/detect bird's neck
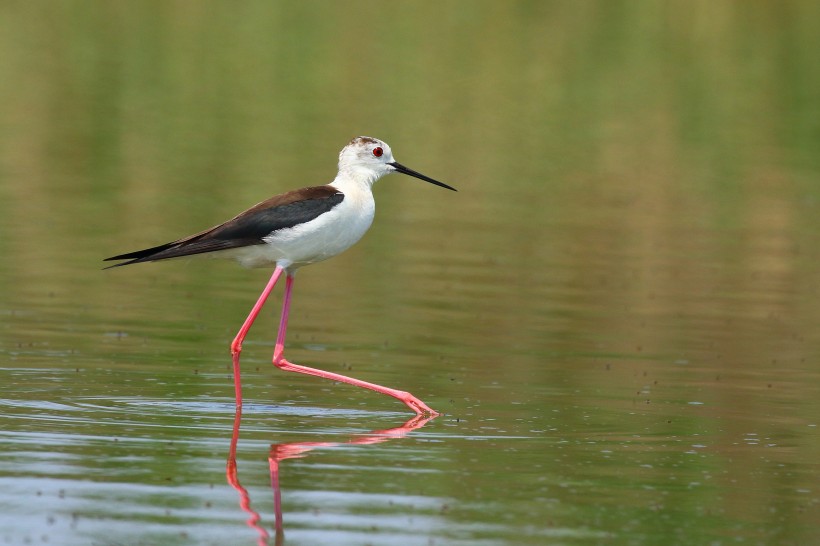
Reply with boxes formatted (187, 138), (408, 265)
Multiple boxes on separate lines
(331, 167), (381, 194)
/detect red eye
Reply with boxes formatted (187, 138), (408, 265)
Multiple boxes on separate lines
(372, 147), (383, 157)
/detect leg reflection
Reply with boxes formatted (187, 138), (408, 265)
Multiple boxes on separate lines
(227, 410), (436, 543)
(226, 407), (271, 546)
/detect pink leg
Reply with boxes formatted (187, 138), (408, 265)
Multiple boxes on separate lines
(231, 266), (286, 410)
(273, 274), (439, 416)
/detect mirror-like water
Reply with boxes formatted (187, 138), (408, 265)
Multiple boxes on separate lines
(2, 2), (819, 545)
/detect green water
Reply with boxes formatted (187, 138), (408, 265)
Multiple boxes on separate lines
(1, 2), (819, 545)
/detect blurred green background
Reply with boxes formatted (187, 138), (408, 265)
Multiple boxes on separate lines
(1, 1), (819, 545)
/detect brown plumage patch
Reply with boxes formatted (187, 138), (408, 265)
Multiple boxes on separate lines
(350, 136), (380, 146)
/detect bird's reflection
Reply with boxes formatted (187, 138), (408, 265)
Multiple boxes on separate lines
(226, 408), (436, 545)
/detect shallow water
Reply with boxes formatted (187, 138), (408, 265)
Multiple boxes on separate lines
(2, 2), (820, 545)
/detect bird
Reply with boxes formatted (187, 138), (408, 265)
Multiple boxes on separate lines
(105, 136), (456, 415)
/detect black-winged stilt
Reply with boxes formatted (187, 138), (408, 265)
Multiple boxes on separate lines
(105, 136), (455, 415)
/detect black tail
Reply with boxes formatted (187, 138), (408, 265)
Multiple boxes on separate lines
(103, 241), (180, 269)
(103, 238), (255, 269)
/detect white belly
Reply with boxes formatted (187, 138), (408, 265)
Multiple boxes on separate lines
(229, 189), (375, 270)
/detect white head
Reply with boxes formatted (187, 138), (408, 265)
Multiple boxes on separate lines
(336, 136), (456, 191)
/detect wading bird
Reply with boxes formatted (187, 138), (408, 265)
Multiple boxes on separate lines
(105, 136), (455, 415)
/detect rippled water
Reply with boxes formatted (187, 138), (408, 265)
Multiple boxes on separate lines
(2, 2), (820, 545)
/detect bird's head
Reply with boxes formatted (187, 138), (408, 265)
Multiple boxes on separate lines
(337, 136), (456, 191)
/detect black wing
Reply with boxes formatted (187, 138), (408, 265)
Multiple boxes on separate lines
(104, 186), (344, 268)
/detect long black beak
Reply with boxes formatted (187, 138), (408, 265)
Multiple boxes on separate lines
(389, 162), (457, 191)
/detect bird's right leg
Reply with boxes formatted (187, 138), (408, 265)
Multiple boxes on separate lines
(270, 274), (439, 415)
(231, 265), (285, 409)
